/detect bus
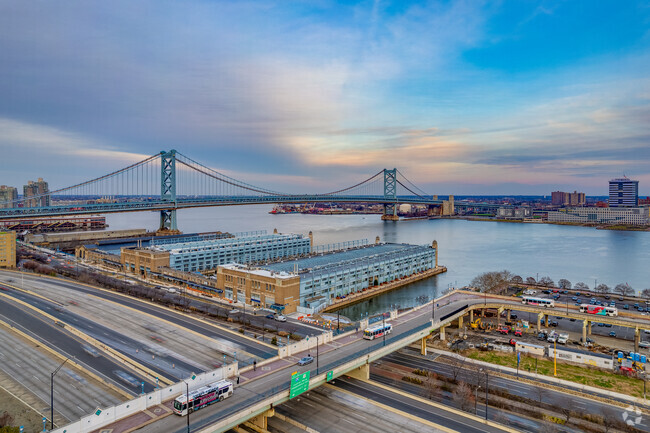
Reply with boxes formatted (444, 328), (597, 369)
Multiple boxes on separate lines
(173, 380), (233, 416)
(579, 304), (618, 317)
(521, 297), (555, 308)
(363, 323), (392, 340)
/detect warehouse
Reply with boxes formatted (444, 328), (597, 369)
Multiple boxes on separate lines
(216, 241), (437, 313)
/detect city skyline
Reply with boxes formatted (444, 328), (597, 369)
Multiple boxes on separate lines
(0, 1), (649, 195)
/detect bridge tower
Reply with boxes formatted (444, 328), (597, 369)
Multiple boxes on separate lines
(158, 150), (180, 234)
(381, 168), (399, 221)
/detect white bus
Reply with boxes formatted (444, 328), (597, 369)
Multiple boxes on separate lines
(579, 304), (618, 317)
(173, 380), (233, 416)
(521, 296), (555, 308)
(363, 323), (392, 340)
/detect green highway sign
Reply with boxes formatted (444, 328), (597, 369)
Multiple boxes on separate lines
(326, 371), (333, 381)
(289, 371), (310, 399)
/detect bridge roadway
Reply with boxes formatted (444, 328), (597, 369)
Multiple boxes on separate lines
(0, 195), (501, 220)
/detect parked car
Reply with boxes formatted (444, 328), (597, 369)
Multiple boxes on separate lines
(498, 326), (510, 334)
(618, 297), (624, 301)
(563, 290), (569, 294)
(510, 314), (518, 319)
(634, 303), (640, 308)
(609, 331), (617, 337)
(550, 321), (558, 327)
(265, 314), (275, 319)
(298, 356), (314, 366)
(604, 323), (612, 327)
(274, 315), (287, 322)
(543, 290), (551, 294)
(624, 304), (630, 310)
(639, 341), (650, 349)
(537, 332), (547, 340)
(575, 292), (581, 296)
(597, 322), (605, 327)
(640, 307), (646, 313)
(572, 296), (578, 301)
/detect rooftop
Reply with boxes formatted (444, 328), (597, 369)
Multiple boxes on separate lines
(262, 243), (431, 274)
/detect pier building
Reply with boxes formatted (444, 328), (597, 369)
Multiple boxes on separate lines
(216, 241), (437, 314)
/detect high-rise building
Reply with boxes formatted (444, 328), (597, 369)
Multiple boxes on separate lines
(0, 231), (16, 268)
(23, 178), (50, 208)
(551, 190), (585, 206)
(609, 177), (638, 207)
(0, 185), (18, 208)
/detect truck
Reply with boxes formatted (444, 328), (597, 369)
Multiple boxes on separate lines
(557, 332), (569, 344)
(547, 330), (558, 343)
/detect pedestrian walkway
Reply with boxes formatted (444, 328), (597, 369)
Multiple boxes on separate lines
(90, 402), (173, 433)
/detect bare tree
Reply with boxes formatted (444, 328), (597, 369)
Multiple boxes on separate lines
(557, 397), (574, 426)
(423, 373), (442, 401)
(470, 270), (515, 294)
(539, 276), (554, 287)
(600, 407), (618, 433)
(642, 288), (650, 300)
(533, 385), (548, 406)
(557, 279), (571, 290)
(452, 381), (475, 412)
(538, 423), (558, 433)
(614, 283), (635, 296)
(595, 283), (610, 294)
(574, 282), (589, 292)
(511, 275), (523, 284)
(448, 356), (466, 383)
(526, 276), (537, 285)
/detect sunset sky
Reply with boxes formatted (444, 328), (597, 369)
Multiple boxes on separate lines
(1, 1), (649, 195)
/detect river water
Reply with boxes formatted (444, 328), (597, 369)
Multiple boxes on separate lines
(105, 205), (650, 319)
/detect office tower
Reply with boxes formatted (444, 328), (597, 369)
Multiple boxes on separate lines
(609, 177), (638, 207)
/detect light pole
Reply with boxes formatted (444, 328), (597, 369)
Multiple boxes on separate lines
(480, 368), (488, 420)
(185, 380), (190, 433)
(475, 385), (480, 415)
(382, 314), (386, 347)
(316, 335), (319, 374)
(51, 357), (73, 429)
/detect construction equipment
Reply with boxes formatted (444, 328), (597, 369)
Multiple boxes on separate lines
(470, 318), (482, 330)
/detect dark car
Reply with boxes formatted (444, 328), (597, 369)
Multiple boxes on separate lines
(619, 297), (624, 301)
(575, 292), (581, 296)
(563, 290), (569, 294)
(597, 322), (605, 327)
(624, 304), (629, 310)
(510, 314), (518, 319)
(639, 307), (646, 313)
(550, 321), (558, 327)
(543, 290), (551, 294)
(569, 318), (576, 322)
(609, 331), (617, 337)
(572, 296), (578, 301)
(266, 314), (275, 319)
(604, 323), (613, 327)
(537, 332), (547, 340)
(605, 295), (611, 300)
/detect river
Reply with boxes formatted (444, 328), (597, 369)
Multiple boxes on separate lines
(105, 205), (650, 319)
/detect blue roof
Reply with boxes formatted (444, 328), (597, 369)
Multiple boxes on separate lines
(263, 243), (429, 274)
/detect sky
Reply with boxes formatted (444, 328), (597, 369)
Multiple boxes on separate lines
(0, 0), (649, 195)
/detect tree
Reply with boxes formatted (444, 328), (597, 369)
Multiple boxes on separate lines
(470, 270), (514, 294)
(526, 276), (537, 285)
(448, 356), (466, 383)
(557, 397), (574, 426)
(533, 385), (547, 406)
(538, 276), (554, 287)
(452, 381), (475, 412)
(574, 282), (589, 292)
(600, 407), (618, 433)
(614, 283), (634, 296)
(557, 279), (571, 290)
(423, 373), (442, 401)
(595, 283), (610, 294)
(642, 289), (650, 300)
(0, 412), (14, 428)
(511, 275), (523, 284)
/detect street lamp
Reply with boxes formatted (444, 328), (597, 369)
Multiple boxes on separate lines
(480, 368), (488, 420)
(382, 313), (387, 347)
(185, 380), (190, 433)
(316, 335), (319, 375)
(51, 357), (74, 429)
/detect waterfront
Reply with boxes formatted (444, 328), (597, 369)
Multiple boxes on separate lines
(105, 205), (650, 320)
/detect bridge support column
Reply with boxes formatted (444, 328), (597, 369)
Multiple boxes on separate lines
(381, 204), (399, 221)
(158, 150), (181, 234)
(420, 336), (427, 356)
(497, 307), (504, 326)
(381, 168), (399, 221)
(458, 315), (463, 329)
(506, 310), (511, 321)
(587, 321), (592, 335)
(247, 408), (275, 430)
(440, 326), (446, 341)
(347, 363), (369, 381)
(544, 314), (549, 328)
(582, 320), (588, 343)
(469, 310), (474, 323)
(635, 327), (640, 353)
(537, 313), (543, 332)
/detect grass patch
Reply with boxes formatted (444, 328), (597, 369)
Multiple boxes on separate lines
(466, 350), (645, 398)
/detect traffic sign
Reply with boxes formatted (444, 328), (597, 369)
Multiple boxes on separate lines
(326, 371), (333, 381)
(289, 371), (310, 399)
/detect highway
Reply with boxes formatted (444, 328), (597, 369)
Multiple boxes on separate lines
(381, 348), (650, 432)
(0, 271), (278, 362)
(332, 378), (509, 433)
(0, 293), (158, 394)
(271, 381), (456, 433)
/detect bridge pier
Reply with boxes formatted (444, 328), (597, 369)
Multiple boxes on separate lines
(347, 363), (370, 381)
(458, 316), (463, 329)
(420, 336), (427, 356)
(582, 320), (588, 343)
(469, 310), (474, 323)
(506, 310), (511, 321)
(246, 408), (275, 431)
(587, 321), (592, 335)
(381, 204), (399, 221)
(440, 326), (446, 341)
(635, 327), (640, 353)
(544, 314), (549, 328)
(537, 313), (543, 332)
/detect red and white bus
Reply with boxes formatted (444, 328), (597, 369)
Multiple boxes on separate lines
(363, 323), (392, 340)
(579, 304), (618, 317)
(521, 296), (555, 308)
(173, 380), (233, 416)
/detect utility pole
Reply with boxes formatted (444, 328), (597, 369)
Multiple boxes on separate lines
(51, 357), (73, 429)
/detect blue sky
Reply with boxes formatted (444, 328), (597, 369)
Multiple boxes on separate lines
(0, 0), (649, 195)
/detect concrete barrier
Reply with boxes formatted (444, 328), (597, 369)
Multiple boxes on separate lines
(51, 363), (238, 433)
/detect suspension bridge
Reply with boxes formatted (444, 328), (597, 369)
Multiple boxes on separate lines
(0, 150), (499, 231)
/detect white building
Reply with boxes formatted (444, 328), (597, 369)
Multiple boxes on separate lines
(547, 207), (649, 225)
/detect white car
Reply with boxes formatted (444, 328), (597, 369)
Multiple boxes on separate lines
(639, 341), (650, 349)
(274, 315), (287, 322)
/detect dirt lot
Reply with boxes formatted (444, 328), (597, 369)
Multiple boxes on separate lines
(0, 387), (44, 433)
